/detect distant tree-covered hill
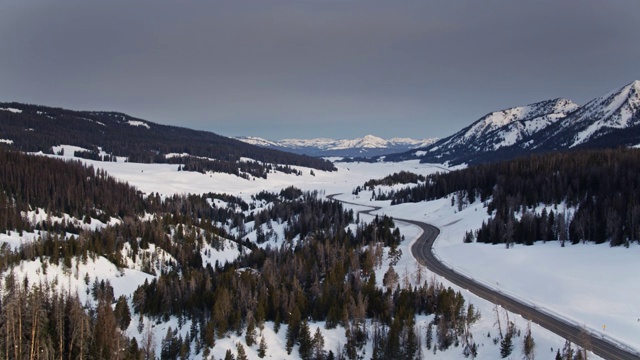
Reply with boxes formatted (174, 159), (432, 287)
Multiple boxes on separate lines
(0, 102), (335, 178)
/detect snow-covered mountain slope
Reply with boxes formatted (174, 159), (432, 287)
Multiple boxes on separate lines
(234, 136), (283, 148)
(384, 79), (640, 165)
(531, 80), (640, 149)
(391, 98), (579, 164)
(236, 134), (437, 157)
(441, 98), (579, 151)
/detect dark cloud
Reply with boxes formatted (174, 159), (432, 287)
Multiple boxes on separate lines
(0, 0), (638, 139)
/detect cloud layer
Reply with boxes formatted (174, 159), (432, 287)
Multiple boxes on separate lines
(1, 0), (638, 139)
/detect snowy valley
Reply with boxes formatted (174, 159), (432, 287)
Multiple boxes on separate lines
(1, 79), (639, 360)
(2, 145), (638, 359)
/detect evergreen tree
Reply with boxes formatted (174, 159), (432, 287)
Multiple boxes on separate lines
(404, 321), (419, 360)
(298, 320), (313, 360)
(312, 327), (326, 360)
(499, 332), (513, 358)
(426, 322), (434, 350)
(245, 317), (256, 347)
(114, 295), (132, 331)
(371, 323), (386, 360)
(224, 349), (235, 360)
(273, 312), (281, 333)
(203, 320), (216, 348)
(179, 337), (190, 360)
(522, 322), (535, 360)
(343, 327), (358, 360)
(161, 327), (178, 360)
(236, 342), (248, 360)
(286, 306), (301, 354)
(257, 336), (267, 358)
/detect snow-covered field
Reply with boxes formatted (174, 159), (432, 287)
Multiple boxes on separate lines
(7, 150), (638, 358)
(372, 193), (640, 355)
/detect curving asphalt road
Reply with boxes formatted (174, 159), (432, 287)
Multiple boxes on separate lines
(329, 194), (639, 360)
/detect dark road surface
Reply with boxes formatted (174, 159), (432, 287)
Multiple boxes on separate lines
(329, 194), (639, 360)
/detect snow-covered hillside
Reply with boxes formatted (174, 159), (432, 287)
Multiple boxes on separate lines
(102, 161), (640, 359)
(5, 148), (637, 358)
(440, 98), (578, 151)
(42, 153), (628, 358)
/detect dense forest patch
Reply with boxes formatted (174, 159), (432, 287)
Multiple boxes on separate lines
(369, 148), (640, 246)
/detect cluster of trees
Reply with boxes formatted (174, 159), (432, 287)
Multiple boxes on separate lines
(171, 157), (305, 180)
(68, 148), (117, 162)
(0, 274), (149, 360)
(131, 190), (483, 359)
(368, 286), (481, 359)
(0, 151), (203, 272)
(0, 148), (146, 232)
(376, 148), (640, 246)
(0, 102), (336, 178)
(352, 171), (428, 197)
(553, 338), (590, 360)
(358, 171), (426, 191)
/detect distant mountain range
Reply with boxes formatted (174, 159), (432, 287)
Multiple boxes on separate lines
(236, 134), (438, 157)
(2, 79), (638, 171)
(383, 79), (640, 165)
(0, 103), (335, 179)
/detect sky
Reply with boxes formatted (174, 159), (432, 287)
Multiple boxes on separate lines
(0, 0), (639, 140)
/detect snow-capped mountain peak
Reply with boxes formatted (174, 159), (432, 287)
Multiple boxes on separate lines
(390, 79), (640, 165)
(538, 80), (640, 148)
(577, 80), (640, 125)
(235, 135), (438, 157)
(328, 134), (388, 150)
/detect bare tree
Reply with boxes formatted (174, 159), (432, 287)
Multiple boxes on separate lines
(414, 264), (425, 285)
(383, 266), (399, 291)
(493, 304), (503, 339)
(578, 326), (591, 360)
(142, 322), (156, 360)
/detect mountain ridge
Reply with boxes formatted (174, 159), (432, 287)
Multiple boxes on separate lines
(236, 134), (438, 157)
(530, 80), (640, 150)
(384, 79), (640, 165)
(0, 102), (336, 178)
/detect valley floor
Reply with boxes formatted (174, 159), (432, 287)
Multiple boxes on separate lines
(92, 156), (626, 357)
(10, 151), (637, 358)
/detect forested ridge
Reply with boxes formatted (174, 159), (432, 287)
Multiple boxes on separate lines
(0, 149), (491, 359)
(371, 148), (640, 246)
(0, 102), (335, 179)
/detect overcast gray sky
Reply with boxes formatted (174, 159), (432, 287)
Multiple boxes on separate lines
(0, 1), (638, 140)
